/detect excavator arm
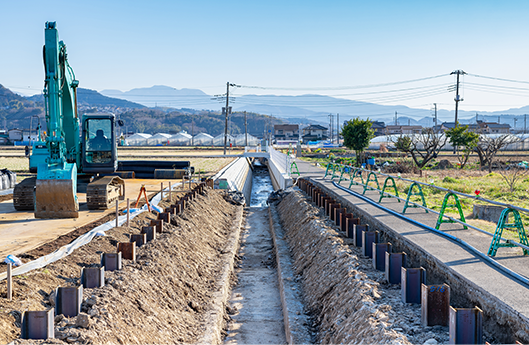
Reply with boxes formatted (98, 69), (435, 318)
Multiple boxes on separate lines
(35, 22), (80, 218)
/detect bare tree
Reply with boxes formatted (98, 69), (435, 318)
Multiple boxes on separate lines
(474, 134), (520, 173)
(392, 128), (448, 169)
(498, 163), (529, 193)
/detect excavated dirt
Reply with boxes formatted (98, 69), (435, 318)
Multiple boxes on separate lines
(0, 194), (12, 203)
(276, 191), (452, 344)
(0, 188), (238, 344)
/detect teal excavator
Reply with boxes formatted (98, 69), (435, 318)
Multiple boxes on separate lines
(14, 22), (125, 218)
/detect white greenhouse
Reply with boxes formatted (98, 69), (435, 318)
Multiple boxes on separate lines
(234, 133), (259, 146)
(213, 134), (235, 147)
(126, 133), (151, 146)
(147, 133), (172, 146)
(169, 132), (193, 146)
(193, 133), (214, 146)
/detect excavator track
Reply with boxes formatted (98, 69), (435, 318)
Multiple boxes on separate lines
(87, 176), (125, 210)
(13, 177), (36, 211)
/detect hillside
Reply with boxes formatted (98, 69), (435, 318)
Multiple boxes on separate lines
(118, 109), (284, 136)
(0, 84), (42, 129)
(27, 88), (146, 109)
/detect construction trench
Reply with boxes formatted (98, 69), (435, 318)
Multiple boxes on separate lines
(0, 160), (528, 344)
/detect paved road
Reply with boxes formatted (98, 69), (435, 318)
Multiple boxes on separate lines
(295, 159), (529, 320)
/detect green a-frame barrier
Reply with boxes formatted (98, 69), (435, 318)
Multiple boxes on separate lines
(488, 208), (529, 257)
(379, 176), (400, 203)
(402, 182), (428, 214)
(435, 192), (467, 230)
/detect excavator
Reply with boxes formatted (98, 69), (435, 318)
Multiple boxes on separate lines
(13, 22), (125, 218)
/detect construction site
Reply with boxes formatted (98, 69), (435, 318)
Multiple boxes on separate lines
(2, 11), (529, 345)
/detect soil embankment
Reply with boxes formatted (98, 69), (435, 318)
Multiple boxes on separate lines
(0, 188), (239, 344)
(275, 190), (453, 344)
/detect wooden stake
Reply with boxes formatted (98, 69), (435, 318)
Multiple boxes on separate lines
(7, 263), (12, 301)
(126, 198), (130, 228)
(161, 182), (164, 199)
(169, 182), (172, 202)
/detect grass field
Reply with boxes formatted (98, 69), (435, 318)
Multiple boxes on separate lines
(301, 155), (529, 241)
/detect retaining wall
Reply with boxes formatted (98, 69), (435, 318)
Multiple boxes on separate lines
(309, 178), (529, 343)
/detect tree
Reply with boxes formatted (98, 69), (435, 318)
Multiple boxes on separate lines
(498, 163), (529, 193)
(445, 125), (479, 169)
(475, 134), (520, 173)
(341, 118), (374, 166)
(393, 128), (447, 169)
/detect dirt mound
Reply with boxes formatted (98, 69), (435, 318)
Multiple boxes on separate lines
(276, 191), (451, 344)
(435, 159), (453, 169)
(0, 188), (238, 344)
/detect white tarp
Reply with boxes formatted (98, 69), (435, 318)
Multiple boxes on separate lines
(0, 183), (180, 281)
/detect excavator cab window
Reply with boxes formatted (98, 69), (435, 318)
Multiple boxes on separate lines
(85, 118), (112, 164)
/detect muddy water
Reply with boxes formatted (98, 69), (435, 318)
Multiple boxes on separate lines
(225, 166), (286, 344)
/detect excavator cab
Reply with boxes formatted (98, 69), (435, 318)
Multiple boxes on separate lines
(82, 113), (118, 174)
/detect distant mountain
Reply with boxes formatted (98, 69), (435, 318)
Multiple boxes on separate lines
(27, 88), (146, 109)
(99, 84), (529, 130)
(101, 85), (218, 110)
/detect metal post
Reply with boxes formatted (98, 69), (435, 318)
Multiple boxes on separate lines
(223, 82), (230, 155)
(126, 198), (130, 228)
(160, 182), (164, 199)
(169, 182), (172, 202)
(244, 111), (248, 147)
(451, 69), (466, 153)
(7, 263), (12, 301)
(115, 200), (119, 228)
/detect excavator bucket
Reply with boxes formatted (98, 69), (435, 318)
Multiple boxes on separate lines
(35, 179), (79, 218)
(34, 162), (79, 219)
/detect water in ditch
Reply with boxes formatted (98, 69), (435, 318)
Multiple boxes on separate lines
(224, 163), (286, 344)
(249, 165), (275, 207)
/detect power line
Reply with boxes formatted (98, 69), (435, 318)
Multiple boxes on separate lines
(467, 73), (529, 85)
(238, 74), (449, 91)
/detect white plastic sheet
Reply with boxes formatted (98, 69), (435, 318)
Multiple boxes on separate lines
(0, 183), (180, 281)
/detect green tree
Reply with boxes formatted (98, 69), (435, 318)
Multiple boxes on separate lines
(341, 118), (374, 166)
(445, 125), (479, 169)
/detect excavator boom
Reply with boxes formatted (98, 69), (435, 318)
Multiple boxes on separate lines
(35, 22), (79, 218)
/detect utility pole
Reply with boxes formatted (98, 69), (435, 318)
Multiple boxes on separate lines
(451, 69), (466, 154)
(394, 111), (398, 126)
(223, 82), (230, 155)
(498, 116), (500, 124)
(191, 116), (194, 146)
(328, 114), (333, 143)
(408, 119), (410, 126)
(433, 103), (438, 129)
(514, 118), (518, 132)
(337, 113), (339, 145)
(450, 70), (466, 127)
(244, 111), (248, 147)
(475, 112), (478, 124)
(524, 114), (527, 134)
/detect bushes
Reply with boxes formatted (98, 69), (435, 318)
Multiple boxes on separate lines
(442, 176), (458, 183)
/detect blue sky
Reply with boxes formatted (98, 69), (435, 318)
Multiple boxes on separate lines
(2, 0), (529, 112)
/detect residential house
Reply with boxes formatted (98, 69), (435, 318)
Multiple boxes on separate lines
(273, 124), (299, 142)
(385, 125), (423, 135)
(469, 120), (510, 134)
(302, 124), (328, 142)
(371, 121), (386, 136)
